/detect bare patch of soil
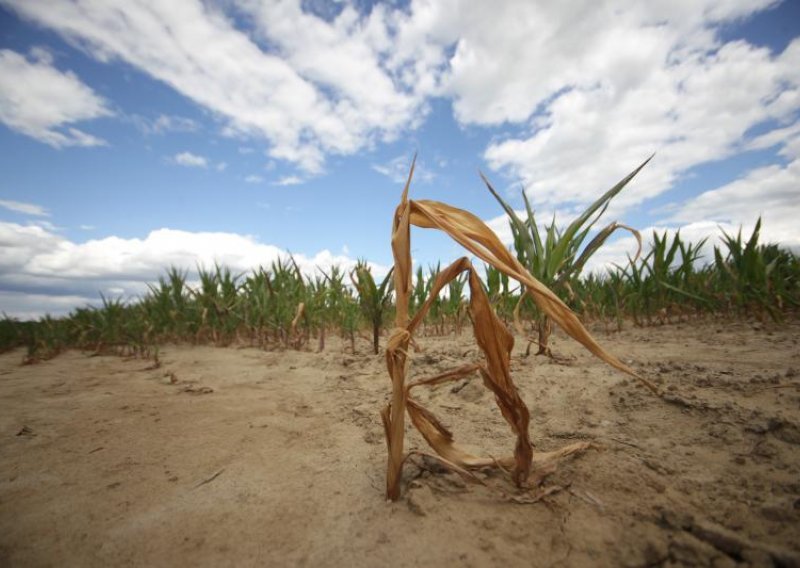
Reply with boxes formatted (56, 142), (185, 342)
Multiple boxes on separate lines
(1, 319), (799, 566)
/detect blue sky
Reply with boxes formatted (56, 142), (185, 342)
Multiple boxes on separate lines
(0, 0), (798, 319)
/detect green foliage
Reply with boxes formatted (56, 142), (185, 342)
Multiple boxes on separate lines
(1, 218), (797, 363)
(482, 156), (650, 352)
(351, 260), (394, 354)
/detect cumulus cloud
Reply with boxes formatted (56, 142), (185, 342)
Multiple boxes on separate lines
(7, 0), (793, 206)
(172, 151), (208, 168)
(1, 0), (797, 292)
(2, 0), (439, 173)
(372, 155), (434, 184)
(245, 174), (264, 183)
(0, 291), (98, 321)
(667, 130), (800, 251)
(434, 1), (779, 126)
(133, 113), (199, 135)
(476, 8), (799, 214)
(272, 175), (303, 186)
(0, 221), (388, 319)
(0, 199), (50, 217)
(0, 48), (111, 147)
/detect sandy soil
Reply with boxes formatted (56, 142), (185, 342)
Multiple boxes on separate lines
(1, 319), (799, 567)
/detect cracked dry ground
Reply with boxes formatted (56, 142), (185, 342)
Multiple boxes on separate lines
(1, 318), (799, 567)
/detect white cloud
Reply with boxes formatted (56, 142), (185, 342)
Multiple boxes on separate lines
(216, 161), (228, 172)
(0, 199), (50, 217)
(29, 219), (59, 232)
(0, 221), (388, 319)
(173, 151), (208, 168)
(2, 0), (797, 253)
(272, 175), (303, 186)
(436, 1), (779, 126)
(245, 174), (264, 183)
(667, 131), (800, 251)
(2, 0), (436, 173)
(477, 13), (799, 214)
(0, 48), (111, 147)
(372, 155), (434, 184)
(28, 45), (54, 65)
(0, 291), (97, 320)
(4, 0), (796, 199)
(133, 113), (199, 135)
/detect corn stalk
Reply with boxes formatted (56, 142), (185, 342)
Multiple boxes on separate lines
(350, 260), (394, 354)
(383, 157), (659, 501)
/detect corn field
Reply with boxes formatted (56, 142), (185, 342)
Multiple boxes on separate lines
(1, 218), (798, 363)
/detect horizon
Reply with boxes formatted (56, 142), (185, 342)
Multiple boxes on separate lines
(1, 0), (799, 320)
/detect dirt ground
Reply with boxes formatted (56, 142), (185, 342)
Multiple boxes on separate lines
(1, 318), (799, 567)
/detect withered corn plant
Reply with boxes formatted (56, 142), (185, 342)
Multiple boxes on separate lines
(382, 157), (659, 501)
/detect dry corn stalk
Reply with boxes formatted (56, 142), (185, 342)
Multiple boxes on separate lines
(382, 157), (659, 501)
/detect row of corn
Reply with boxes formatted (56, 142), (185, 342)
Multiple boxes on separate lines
(1, 218), (796, 363)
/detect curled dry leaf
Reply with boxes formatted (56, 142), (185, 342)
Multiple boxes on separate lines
(382, 156), (659, 501)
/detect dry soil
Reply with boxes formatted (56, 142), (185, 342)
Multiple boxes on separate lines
(1, 319), (799, 567)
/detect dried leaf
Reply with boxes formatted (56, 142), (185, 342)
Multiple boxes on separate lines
(383, 159), (655, 501)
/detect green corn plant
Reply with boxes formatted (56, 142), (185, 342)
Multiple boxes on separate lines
(568, 271), (603, 324)
(265, 257), (307, 347)
(26, 314), (70, 362)
(614, 250), (653, 327)
(303, 273), (331, 351)
(604, 270), (628, 332)
(141, 267), (195, 341)
(484, 264), (518, 323)
(482, 156), (650, 354)
(0, 314), (39, 353)
(409, 265), (427, 316)
(350, 260), (394, 354)
(321, 264), (360, 351)
(761, 243), (800, 310)
(641, 231), (683, 323)
(340, 292), (362, 353)
(193, 263), (243, 345)
(426, 263), (444, 335)
(713, 218), (784, 320)
(97, 294), (127, 352)
(655, 233), (712, 320)
(11, 212), (798, 365)
(444, 272), (467, 334)
(240, 267), (271, 347)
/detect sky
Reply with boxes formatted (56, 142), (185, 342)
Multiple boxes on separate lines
(0, 0), (799, 320)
